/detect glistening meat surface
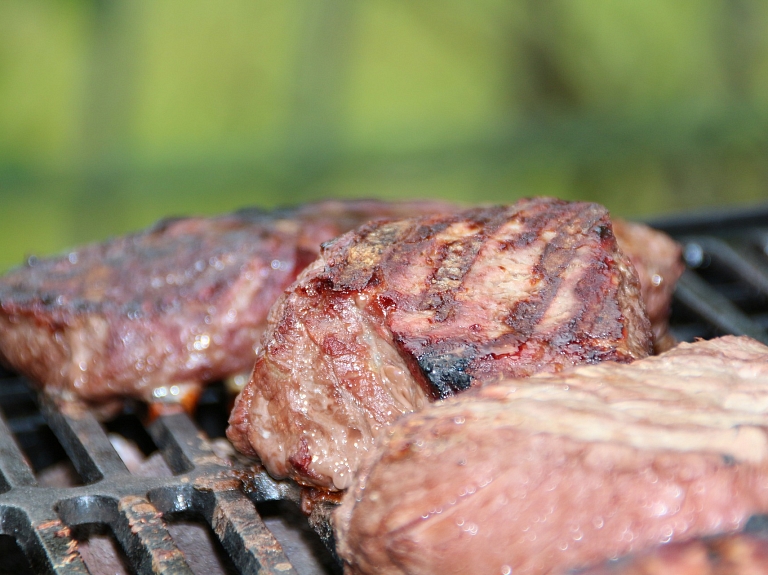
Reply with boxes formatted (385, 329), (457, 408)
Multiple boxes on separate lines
(0, 199), (454, 409)
(227, 198), (652, 490)
(334, 336), (768, 575)
(576, 531), (768, 575)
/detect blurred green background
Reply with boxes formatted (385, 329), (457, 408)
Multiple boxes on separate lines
(2, 0), (768, 271)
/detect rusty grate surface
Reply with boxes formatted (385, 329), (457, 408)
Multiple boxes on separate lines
(0, 373), (341, 575)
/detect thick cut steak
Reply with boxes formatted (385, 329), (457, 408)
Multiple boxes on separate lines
(0, 199), (454, 409)
(227, 198), (652, 490)
(334, 336), (768, 575)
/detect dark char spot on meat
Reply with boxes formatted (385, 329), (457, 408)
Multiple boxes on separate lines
(417, 349), (475, 399)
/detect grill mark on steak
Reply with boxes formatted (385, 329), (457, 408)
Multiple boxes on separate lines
(397, 201), (640, 386)
(324, 221), (411, 292)
(500, 220), (583, 342)
(421, 210), (511, 322)
(408, 207), (591, 396)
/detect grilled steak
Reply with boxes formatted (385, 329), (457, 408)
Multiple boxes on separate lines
(227, 198), (653, 490)
(334, 336), (768, 575)
(0, 199), (454, 409)
(612, 219), (684, 353)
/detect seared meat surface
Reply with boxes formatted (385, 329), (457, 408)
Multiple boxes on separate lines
(612, 219), (684, 353)
(577, 531), (768, 575)
(334, 336), (768, 575)
(227, 198), (652, 490)
(0, 199), (454, 408)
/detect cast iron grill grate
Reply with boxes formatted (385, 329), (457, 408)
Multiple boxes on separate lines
(0, 372), (339, 575)
(1, 202), (768, 574)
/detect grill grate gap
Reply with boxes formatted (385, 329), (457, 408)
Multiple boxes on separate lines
(195, 381), (236, 440)
(70, 523), (135, 575)
(164, 512), (241, 575)
(0, 534), (34, 575)
(104, 409), (157, 458)
(0, 378), (73, 477)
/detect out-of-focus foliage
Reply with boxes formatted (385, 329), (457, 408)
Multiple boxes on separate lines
(1, 0), (767, 270)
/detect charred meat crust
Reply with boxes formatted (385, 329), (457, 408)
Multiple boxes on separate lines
(320, 198), (652, 396)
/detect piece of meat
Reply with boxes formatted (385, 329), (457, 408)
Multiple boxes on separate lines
(576, 531), (768, 575)
(0, 199), (455, 410)
(334, 336), (768, 575)
(227, 198), (653, 491)
(612, 219), (684, 353)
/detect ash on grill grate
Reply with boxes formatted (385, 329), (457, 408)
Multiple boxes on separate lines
(0, 372), (340, 575)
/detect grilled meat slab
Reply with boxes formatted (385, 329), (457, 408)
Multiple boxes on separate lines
(334, 336), (768, 575)
(227, 198), (653, 490)
(612, 219), (684, 353)
(0, 199), (454, 408)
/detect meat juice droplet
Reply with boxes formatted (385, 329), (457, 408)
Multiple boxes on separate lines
(592, 516), (604, 529)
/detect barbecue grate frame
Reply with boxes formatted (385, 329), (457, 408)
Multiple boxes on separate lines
(1, 202), (768, 574)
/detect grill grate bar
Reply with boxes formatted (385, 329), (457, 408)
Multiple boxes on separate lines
(115, 495), (195, 575)
(683, 236), (768, 297)
(30, 515), (90, 575)
(673, 271), (768, 344)
(211, 489), (299, 575)
(39, 394), (130, 483)
(0, 410), (36, 489)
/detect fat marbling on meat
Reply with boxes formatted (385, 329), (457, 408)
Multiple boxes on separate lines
(334, 336), (768, 575)
(0, 199), (455, 410)
(227, 198), (653, 490)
